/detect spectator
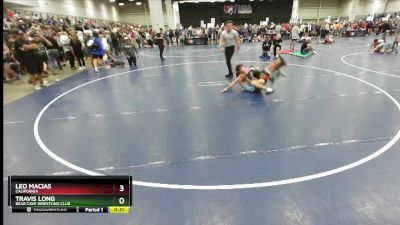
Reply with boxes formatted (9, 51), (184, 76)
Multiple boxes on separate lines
(3, 43), (20, 83)
(44, 29), (63, 71)
(100, 33), (111, 69)
(70, 29), (86, 69)
(275, 23), (282, 35)
(31, 32), (59, 80)
(89, 31), (104, 72)
(121, 37), (138, 67)
(155, 29), (166, 61)
(111, 29), (121, 56)
(272, 33), (282, 58)
(59, 32), (76, 70)
(290, 24), (300, 52)
(169, 28), (174, 46)
(164, 29), (170, 46)
(13, 31), (47, 89)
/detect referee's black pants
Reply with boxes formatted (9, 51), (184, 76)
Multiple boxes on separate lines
(225, 46), (235, 76)
(273, 45), (281, 57)
(158, 44), (165, 59)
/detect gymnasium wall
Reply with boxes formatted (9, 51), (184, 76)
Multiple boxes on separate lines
(298, 0), (400, 22)
(5, 0), (120, 21)
(178, 0), (293, 28)
(339, 0), (400, 20)
(5, 0), (171, 28)
(298, 0), (341, 21)
(118, 1), (169, 27)
(6, 0), (400, 28)
(4, 0), (39, 7)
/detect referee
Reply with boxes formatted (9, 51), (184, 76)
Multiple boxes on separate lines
(219, 20), (240, 78)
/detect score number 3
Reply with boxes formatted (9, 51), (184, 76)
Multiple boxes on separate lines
(118, 185), (126, 205)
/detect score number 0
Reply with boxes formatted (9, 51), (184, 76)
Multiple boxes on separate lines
(119, 185), (125, 205)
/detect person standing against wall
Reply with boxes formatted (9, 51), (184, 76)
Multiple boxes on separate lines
(219, 20), (240, 79)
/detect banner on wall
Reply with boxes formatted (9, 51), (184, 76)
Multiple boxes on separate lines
(224, 5), (236, 15)
(223, 4), (252, 15)
(237, 5), (252, 14)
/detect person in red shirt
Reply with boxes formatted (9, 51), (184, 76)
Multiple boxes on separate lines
(352, 22), (359, 29)
(282, 23), (289, 31)
(361, 20), (367, 29)
(5, 7), (14, 22)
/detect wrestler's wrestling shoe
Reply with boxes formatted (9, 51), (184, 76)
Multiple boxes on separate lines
(265, 87), (275, 95)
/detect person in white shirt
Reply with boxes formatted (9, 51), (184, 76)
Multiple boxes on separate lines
(290, 24), (300, 52)
(275, 24), (282, 34)
(100, 33), (111, 68)
(219, 20), (241, 78)
(32, 14), (39, 21)
(300, 24), (305, 37)
(145, 32), (153, 47)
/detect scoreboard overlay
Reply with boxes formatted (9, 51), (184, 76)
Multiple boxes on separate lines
(8, 176), (132, 213)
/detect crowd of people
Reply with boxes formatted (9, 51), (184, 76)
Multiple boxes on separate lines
(156, 18), (399, 59)
(3, 11), (173, 88)
(228, 18), (400, 44)
(3, 8), (400, 91)
(2, 11), (228, 88)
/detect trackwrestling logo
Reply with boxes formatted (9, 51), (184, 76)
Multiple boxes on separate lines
(224, 5), (236, 15)
(224, 4), (252, 15)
